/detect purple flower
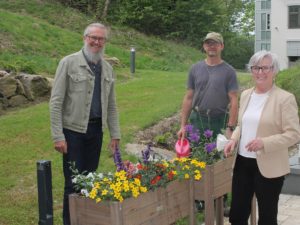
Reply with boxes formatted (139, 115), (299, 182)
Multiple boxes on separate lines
(204, 129), (213, 139)
(189, 132), (200, 143)
(185, 124), (194, 133)
(114, 147), (126, 171)
(205, 142), (216, 153)
(185, 124), (200, 143)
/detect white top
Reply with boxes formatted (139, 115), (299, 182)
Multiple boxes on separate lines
(239, 91), (269, 158)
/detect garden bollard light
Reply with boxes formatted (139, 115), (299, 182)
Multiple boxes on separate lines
(130, 47), (135, 75)
(37, 160), (53, 225)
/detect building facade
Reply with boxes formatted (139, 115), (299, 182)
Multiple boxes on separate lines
(255, 0), (300, 69)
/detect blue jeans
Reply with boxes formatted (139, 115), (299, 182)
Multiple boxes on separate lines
(62, 122), (103, 225)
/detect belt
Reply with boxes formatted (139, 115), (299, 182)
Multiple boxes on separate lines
(88, 117), (102, 123)
(193, 108), (226, 118)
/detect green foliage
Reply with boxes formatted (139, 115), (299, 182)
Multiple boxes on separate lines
(235, 0), (255, 36)
(276, 64), (300, 110)
(108, 0), (244, 47)
(222, 33), (254, 69)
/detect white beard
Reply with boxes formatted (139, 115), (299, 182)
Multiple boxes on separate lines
(83, 43), (104, 63)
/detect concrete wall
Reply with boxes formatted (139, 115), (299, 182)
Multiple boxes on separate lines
(271, 0), (300, 70)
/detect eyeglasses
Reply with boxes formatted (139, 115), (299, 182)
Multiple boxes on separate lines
(250, 66), (273, 74)
(87, 35), (106, 43)
(204, 40), (221, 46)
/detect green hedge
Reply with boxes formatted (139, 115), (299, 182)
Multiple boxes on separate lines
(277, 64), (300, 115)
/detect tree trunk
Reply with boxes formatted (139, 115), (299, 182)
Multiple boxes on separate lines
(101, 0), (110, 20)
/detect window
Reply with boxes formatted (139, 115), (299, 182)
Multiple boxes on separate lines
(289, 5), (300, 29)
(261, 31), (271, 40)
(261, 13), (271, 30)
(261, 43), (271, 51)
(261, 0), (271, 10)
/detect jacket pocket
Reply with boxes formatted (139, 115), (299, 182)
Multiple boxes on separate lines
(104, 77), (113, 92)
(68, 73), (88, 92)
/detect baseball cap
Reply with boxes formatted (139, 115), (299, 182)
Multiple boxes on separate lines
(203, 32), (223, 44)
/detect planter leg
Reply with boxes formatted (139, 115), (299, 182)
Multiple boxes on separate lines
(215, 196), (224, 225)
(188, 179), (195, 225)
(205, 198), (214, 225)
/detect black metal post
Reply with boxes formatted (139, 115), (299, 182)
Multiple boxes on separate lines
(37, 160), (53, 225)
(130, 47), (135, 75)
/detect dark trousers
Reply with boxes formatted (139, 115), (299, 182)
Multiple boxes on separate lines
(189, 110), (226, 139)
(229, 155), (284, 225)
(62, 122), (103, 225)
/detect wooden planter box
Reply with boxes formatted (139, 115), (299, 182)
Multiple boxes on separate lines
(69, 179), (195, 225)
(194, 156), (235, 225)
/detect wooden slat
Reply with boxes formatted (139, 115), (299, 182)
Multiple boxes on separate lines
(70, 179), (195, 225)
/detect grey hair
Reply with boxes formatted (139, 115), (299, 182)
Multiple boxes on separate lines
(247, 50), (280, 74)
(83, 23), (108, 39)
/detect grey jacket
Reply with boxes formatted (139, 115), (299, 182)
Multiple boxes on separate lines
(50, 50), (121, 142)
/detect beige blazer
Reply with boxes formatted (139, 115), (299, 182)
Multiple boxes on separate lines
(231, 85), (300, 178)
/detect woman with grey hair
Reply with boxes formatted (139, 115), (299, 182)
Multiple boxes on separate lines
(224, 50), (300, 225)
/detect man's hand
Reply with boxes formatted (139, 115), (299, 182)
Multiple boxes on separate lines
(177, 126), (186, 140)
(54, 140), (67, 154)
(109, 139), (120, 153)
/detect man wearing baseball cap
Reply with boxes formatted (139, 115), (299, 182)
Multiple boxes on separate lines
(203, 32), (224, 44)
(178, 32), (239, 214)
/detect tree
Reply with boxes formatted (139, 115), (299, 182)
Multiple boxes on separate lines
(232, 0), (255, 36)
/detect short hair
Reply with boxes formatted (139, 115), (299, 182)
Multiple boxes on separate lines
(83, 23), (108, 39)
(248, 50), (280, 74)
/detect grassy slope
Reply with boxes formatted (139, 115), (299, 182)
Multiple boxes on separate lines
(0, 1), (204, 224)
(0, 69), (189, 224)
(2, 0), (300, 224)
(0, 0), (200, 75)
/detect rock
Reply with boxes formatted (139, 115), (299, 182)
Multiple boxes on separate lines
(0, 72), (53, 112)
(0, 74), (19, 98)
(0, 70), (9, 78)
(105, 56), (121, 67)
(46, 77), (54, 89)
(0, 97), (8, 109)
(135, 113), (180, 150)
(16, 73), (51, 100)
(8, 95), (29, 107)
(125, 143), (176, 161)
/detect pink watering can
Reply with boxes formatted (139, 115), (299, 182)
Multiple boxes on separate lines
(175, 138), (190, 158)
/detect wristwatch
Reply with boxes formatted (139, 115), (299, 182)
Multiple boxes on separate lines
(226, 125), (235, 132)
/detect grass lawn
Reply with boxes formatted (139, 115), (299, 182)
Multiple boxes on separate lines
(0, 67), (252, 224)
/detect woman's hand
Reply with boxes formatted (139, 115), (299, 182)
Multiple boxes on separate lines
(245, 138), (264, 152)
(224, 139), (236, 157)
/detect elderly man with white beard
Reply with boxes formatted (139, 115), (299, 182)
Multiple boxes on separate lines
(49, 22), (121, 225)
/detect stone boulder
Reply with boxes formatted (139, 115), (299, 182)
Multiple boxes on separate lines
(0, 70), (52, 113)
(16, 73), (51, 100)
(105, 56), (122, 67)
(125, 143), (176, 161)
(0, 74), (22, 98)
